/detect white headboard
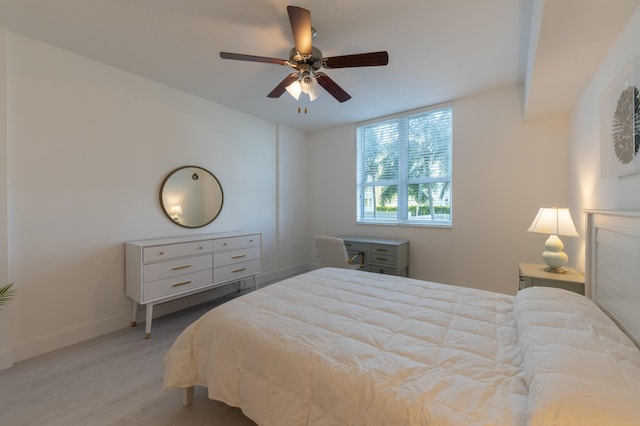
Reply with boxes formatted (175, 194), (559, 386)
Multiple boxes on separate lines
(585, 210), (640, 347)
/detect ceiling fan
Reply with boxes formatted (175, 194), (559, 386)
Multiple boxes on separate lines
(220, 5), (389, 106)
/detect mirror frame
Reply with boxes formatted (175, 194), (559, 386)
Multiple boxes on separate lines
(159, 165), (224, 229)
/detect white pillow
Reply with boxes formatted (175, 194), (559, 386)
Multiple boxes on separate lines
(513, 287), (640, 426)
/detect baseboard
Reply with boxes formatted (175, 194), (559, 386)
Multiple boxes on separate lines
(11, 311), (130, 363)
(9, 267), (314, 364)
(0, 346), (13, 371)
(275, 264), (312, 281)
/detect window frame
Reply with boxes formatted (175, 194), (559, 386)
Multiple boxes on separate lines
(356, 103), (453, 227)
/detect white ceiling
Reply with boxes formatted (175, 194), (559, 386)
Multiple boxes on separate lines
(0, 0), (637, 133)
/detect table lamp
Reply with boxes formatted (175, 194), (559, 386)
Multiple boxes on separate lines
(527, 207), (579, 273)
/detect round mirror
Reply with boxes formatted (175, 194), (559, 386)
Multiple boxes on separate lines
(160, 166), (224, 228)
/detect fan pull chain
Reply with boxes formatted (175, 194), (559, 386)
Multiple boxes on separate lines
(297, 93), (309, 114)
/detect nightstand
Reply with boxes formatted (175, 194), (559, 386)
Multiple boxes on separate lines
(518, 262), (585, 295)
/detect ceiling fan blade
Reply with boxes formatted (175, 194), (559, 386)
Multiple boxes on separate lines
(220, 52), (288, 66)
(287, 6), (312, 56)
(267, 73), (299, 98)
(316, 73), (351, 103)
(323, 51), (389, 69)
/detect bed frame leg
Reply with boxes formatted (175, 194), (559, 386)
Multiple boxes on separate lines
(183, 386), (194, 407)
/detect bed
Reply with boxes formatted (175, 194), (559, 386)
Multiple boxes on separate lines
(163, 210), (640, 425)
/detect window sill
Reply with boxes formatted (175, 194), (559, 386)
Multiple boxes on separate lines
(356, 220), (452, 228)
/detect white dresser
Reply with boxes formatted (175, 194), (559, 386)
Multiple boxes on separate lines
(125, 232), (261, 338)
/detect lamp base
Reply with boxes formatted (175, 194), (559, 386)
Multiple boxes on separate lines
(543, 266), (567, 274)
(541, 235), (569, 273)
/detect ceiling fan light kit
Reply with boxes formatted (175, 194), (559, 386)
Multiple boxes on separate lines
(219, 5), (389, 112)
(285, 72), (321, 114)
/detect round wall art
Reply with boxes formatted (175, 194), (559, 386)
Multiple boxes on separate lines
(612, 85), (640, 164)
(599, 58), (640, 177)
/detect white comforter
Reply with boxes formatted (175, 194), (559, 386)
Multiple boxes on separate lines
(164, 268), (527, 425)
(164, 268), (640, 425)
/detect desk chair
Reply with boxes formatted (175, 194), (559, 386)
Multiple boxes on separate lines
(314, 235), (365, 269)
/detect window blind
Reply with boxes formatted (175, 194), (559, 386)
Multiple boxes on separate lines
(356, 105), (452, 226)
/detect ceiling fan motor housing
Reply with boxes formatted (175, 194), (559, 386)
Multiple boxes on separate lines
(289, 47), (323, 71)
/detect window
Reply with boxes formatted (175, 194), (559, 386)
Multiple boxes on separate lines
(356, 104), (452, 226)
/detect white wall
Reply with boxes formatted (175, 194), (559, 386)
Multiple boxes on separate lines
(309, 86), (570, 295)
(0, 27), (11, 369)
(568, 4), (640, 272)
(277, 125), (310, 278)
(1, 31), (309, 365)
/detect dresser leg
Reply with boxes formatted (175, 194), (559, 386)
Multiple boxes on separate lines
(130, 300), (138, 327)
(144, 304), (153, 339)
(253, 275), (259, 291)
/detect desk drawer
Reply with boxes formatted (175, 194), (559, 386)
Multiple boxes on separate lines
(369, 265), (399, 275)
(214, 234), (260, 251)
(214, 259), (260, 284)
(214, 246), (260, 266)
(143, 254), (212, 282)
(143, 269), (213, 302)
(370, 244), (395, 256)
(343, 241), (368, 252)
(143, 241), (213, 262)
(369, 253), (396, 267)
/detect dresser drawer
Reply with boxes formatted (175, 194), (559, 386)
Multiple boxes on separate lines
(529, 278), (585, 295)
(214, 234), (260, 251)
(214, 259), (261, 283)
(214, 246), (260, 266)
(143, 254), (212, 282)
(143, 240), (213, 262)
(143, 269), (213, 302)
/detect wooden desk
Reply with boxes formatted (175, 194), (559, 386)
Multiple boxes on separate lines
(341, 236), (409, 276)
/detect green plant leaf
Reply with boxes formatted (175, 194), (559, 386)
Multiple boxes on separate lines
(0, 283), (16, 308)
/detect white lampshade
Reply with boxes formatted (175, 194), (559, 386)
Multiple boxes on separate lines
(286, 73), (321, 102)
(527, 207), (579, 273)
(527, 207), (579, 237)
(300, 74), (321, 101)
(285, 80), (302, 100)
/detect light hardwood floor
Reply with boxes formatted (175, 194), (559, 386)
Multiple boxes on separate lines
(0, 292), (257, 426)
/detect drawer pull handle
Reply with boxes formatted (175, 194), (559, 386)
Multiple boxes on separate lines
(232, 254), (246, 259)
(223, 243), (228, 246)
(232, 267), (247, 273)
(171, 280), (192, 287)
(376, 249), (389, 253)
(171, 264), (192, 271)
(376, 257), (387, 261)
(159, 251), (165, 255)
